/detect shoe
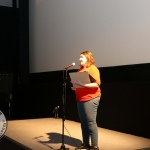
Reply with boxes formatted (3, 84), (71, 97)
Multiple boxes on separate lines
(75, 143), (90, 150)
(88, 146), (99, 150)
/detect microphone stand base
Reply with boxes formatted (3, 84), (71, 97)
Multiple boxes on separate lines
(57, 145), (69, 150)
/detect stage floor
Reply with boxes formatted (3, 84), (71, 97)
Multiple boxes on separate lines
(3, 118), (150, 150)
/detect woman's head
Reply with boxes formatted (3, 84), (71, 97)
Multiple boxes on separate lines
(79, 51), (95, 67)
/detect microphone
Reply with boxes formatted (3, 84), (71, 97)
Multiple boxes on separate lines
(55, 106), (60, 109)
(65, 62), (75, 69)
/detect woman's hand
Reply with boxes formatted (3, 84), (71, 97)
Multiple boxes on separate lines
(71, 80), (99, 88)
(71, 87), (76, 90)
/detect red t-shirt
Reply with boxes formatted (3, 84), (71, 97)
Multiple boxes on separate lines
(75, 65), (101, 102)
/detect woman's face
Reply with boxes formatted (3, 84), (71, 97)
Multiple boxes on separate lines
(79, 54), (87, 66)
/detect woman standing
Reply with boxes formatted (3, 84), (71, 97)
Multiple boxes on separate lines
(71, 51), (101, 150)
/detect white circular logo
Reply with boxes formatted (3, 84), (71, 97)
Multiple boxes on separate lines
(0, 110), (7, 139)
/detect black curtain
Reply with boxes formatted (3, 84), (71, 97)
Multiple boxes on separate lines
(17, 0), (29, 85)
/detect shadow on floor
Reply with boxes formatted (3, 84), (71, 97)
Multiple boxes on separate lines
(136, 148), (150, 150)
(33, 132), (82, 150)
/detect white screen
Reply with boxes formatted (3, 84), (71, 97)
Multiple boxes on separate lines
(29, 0), (150, 73)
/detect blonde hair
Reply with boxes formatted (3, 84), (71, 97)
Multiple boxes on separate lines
(80, 51), (95, 67)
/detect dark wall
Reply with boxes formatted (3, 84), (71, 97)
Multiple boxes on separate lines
(11, 83), (63, 119)
(0, 5), (18, 119)
(0, 2), (29, 119)
(98, 81), (150, 138)
(0, 74), (13, 119)
(0, 6), (18, 73)
(0, 2), (29, 82)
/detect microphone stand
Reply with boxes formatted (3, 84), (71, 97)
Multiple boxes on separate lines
(59, 68), (69, 150)
(53, 107), (59, 119)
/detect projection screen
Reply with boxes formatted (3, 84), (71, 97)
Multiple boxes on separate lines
(29, 0), (150, 73)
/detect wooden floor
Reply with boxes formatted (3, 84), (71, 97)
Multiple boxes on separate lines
(2, 118), (150, 150)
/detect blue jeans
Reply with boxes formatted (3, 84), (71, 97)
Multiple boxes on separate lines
(77, 97), (100, 146)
